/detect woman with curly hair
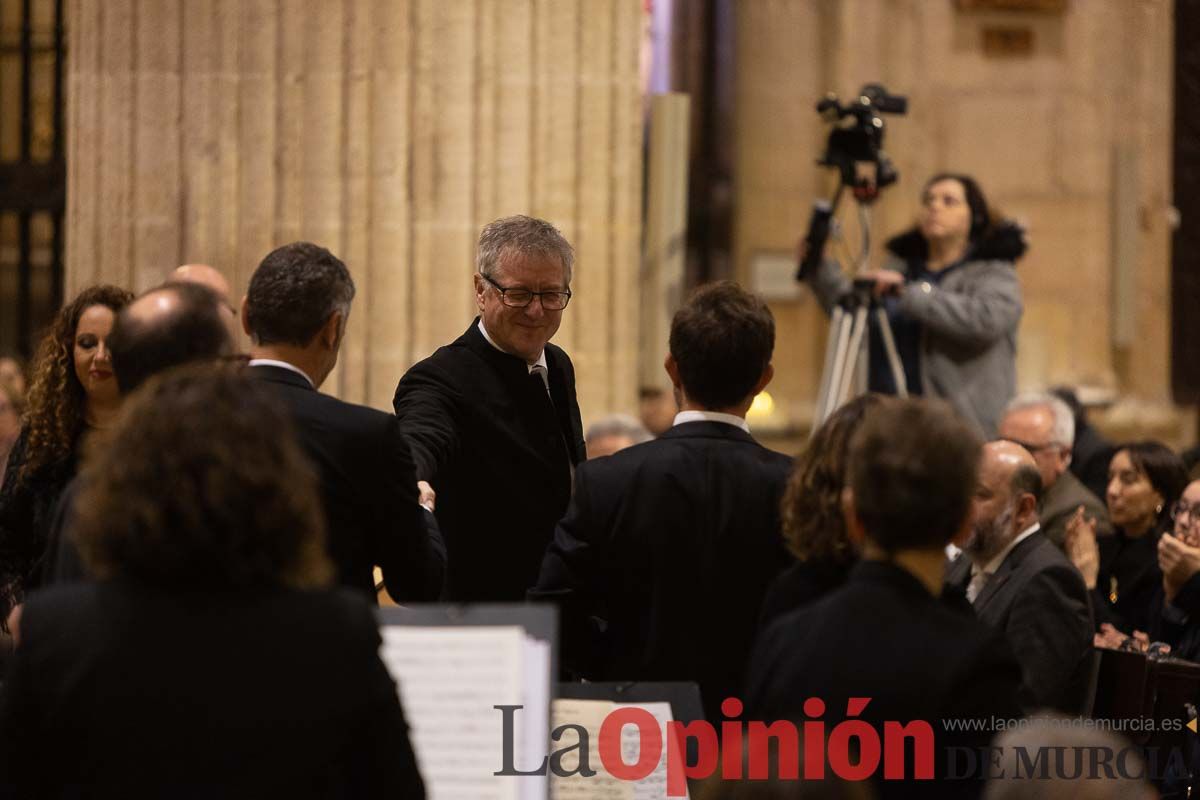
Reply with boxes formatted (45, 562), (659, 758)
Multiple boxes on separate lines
(0, 284), (133, 621)
(0, 364), (425, 796)
(758, 394), (887, 627)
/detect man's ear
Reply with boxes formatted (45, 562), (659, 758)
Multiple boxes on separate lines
(664, 354), (681, 389)
(320, 310), (344, 352)
(240, 296), (252, 338)
(474, 273), (487, 311)
(842, 487), (866, 548)
(1018, 490), (1038, 522)
(753, 362), (775, 395)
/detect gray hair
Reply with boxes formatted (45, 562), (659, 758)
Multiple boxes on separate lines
(586, 414), (652, 446)
(476, 215), (574, 285)
(1004, 393), (1075, 448)
(984, 716), (1150, 800)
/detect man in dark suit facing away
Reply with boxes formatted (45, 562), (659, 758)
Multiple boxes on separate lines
(946, 440), (1094, 713)
(243, 242), (444, 603)
(745, 398), (1023, 800)
(530, 281), (792, 721)
(393, 216), (586, 602)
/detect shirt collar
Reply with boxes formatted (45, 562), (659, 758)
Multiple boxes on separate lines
(477, 319), (547, 374)
(672, 410), (750, 433)
(247, 358), (315, 388)
(974, 522), (1041, 577)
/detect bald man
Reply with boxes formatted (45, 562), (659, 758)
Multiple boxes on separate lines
(171, 264), (241, 350)
(946, 440), (1094, 713)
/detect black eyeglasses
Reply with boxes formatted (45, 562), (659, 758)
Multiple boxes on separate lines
(1000, 436), (1062, 454)
(1171, 501), (1200, 525)
(482, 274), (571, 311)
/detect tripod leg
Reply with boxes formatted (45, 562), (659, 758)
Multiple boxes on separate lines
(814, 307), (852, 429)
(874, 307), (909, 397)
(836, 306), (870, 406)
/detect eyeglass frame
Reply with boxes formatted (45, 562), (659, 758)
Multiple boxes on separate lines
(1000, 436), (1067, 455)
(1171, 500), (1200, 526)
(480, 274), (572, 310)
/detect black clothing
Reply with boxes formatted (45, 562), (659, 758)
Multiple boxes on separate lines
(945, 531), (1094, 712)
(250, 364), (444, 603)
(0, 428), (80, 622)
(0, 581), (424, 799)
(1094, 526), (1163, 633)
(529, 421), (792, 721)
(746, 560), (1023, 800)
(757, 558), (851, 629)
(393, 320), (585, 602)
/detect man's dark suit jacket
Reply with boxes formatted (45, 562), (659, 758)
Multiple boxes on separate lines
(0, 581), (424, 799)
(945, 530), (1093, 713)
(1040, 469), (1112, 548)
(529, 421), (792, 720)
(250, 364), (444, 602)
(393, 320), (585, 602)
(746, 560), (1023, 800)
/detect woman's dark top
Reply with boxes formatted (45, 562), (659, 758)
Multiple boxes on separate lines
(0, 427), (80, 619)
(0, 581), (425, 798)
(1094, 526), (1164, 633)
(758, 558), (852, 629)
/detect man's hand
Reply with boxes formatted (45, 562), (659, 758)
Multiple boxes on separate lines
(1064, 505), (1100, 589)
(417, 480), (436, 512)
(1158, 533), (1200, 602)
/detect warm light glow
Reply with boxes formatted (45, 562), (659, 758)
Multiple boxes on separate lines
(747, 391), (775, 420)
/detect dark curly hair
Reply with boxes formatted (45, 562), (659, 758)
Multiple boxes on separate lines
(73, 364), (333, 589)
(781, 395), (887, 564)
(18, 284), (133, 485)
(245, 242), (355, 347)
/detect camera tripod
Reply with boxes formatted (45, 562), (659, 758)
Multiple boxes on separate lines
(812, 278), (909, 432)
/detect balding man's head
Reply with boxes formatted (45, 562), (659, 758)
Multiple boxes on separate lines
(965, 440), (1043, 563)
(170, 263), (242, 350)
(171, 264), (231, 302)
(108, 282), (233, 394)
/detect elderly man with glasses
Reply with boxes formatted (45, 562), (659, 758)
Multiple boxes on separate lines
(393, 215), (586, 602)
(998, 393), (1112, 549)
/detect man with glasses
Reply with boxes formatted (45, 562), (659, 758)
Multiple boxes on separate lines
(394, 215), (585, 602)
(998, 393), (1111, 548)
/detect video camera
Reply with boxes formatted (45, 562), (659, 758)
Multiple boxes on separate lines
(797, 83), (907, 281)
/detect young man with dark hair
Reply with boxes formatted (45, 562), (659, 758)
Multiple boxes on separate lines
(745, 398), (1023, 799)
(244, 241), (444, 603)
(530, 280), (792, 721)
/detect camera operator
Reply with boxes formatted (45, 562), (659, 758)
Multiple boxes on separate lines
(803, 173), (1027, 437)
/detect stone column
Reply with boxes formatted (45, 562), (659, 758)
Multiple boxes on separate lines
(65, 0), (645, 420)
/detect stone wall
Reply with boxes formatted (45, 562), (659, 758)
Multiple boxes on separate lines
(64, 0), (645, 418)
(735, 0), (1186, 442)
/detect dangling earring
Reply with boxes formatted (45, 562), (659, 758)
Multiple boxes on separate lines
(1156, 503), (1164, 515)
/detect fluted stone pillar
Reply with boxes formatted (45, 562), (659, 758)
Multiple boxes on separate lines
(66, 0), (645, 420)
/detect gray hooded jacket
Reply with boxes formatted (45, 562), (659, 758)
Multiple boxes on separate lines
(807, 224), (1026, 437)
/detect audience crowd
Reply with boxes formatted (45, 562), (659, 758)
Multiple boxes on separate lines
(0, 213), (1194, 798)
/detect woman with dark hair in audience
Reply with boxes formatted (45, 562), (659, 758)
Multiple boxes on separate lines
(0, 284), (132, 626)
(803, 173), (1026, 437)
(1067, 441), (1189, 636)
(0, 365), (425, 797)
(758, 394), (887, 627)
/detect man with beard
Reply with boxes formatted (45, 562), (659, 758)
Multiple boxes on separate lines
(946, 440), (1093, 713)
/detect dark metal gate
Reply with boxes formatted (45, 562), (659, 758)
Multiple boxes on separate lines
(0, 0), (66, 360)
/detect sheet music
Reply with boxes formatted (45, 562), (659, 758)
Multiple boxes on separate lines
(382, 625), (548, 800)
(548, 700), (688, 800)
(549, 700), (633, 800)
(614, 702), (687, 800)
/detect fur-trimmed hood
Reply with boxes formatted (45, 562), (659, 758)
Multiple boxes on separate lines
(885, 220), (1028, 263)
